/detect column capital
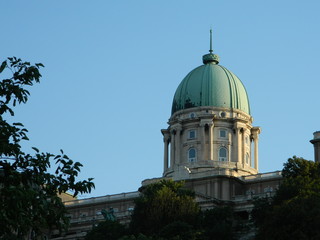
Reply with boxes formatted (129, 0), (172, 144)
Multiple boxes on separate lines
(233, 127), (241, 134)
(310, 131), (320, 163)
(233, 121), (246, 129)
(171, 123), (182, 132)
(251, 126), (261, 139)
(310, 131), (320, 144)
(161, 129), (170, 139)
(199, 119), (213, 127)
(161, 129), (169, 134)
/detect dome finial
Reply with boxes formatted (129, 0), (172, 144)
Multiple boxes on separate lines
(209, 27), (213, 54)
(202, 28), (220, 64)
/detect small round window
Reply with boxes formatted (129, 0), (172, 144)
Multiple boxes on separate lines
(220, 111), (226, 118)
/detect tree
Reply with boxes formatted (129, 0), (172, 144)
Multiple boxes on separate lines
(0, 57), (95, 239)
(86, 180), (241, 240)
(85, 220), (126, 240)
(200, 207), (235, 240)
(252, 156), (320, 240)
(130, 179), (200, 236)
(159, 221), (198, 240)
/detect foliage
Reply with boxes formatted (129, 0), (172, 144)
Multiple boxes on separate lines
(0, 57), (95, 239)
(129, 180), (200, 236)
(85, 180), (239, 240)
(200, 207), (235, 240)
(252, 156), (320, 240)
(159, 221), (198, 240)
(119, 234), (153, 240)
(85, 220), (126, 240)
(251, 197), (272, 228)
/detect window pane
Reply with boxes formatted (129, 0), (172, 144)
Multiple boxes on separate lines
(189, 149), (196, 158)
(219, 148), (227, 157)
(220, 130), (226, 138)
(189, 130), (196, 139)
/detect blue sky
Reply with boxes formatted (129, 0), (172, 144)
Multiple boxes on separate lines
(1, 1), (320, 197)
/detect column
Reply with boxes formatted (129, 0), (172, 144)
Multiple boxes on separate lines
(161, 129), (170, 171)
(200, 123), (206, 160)
(242, 129), (245, 165)
(164, 137), (169, 170)
(208, 123), (214, 160)
(233, 126), (241, 163)
(170, 130), (175, 169)
(251, 127), (261, 171)
(163, 139), (168, 170)
(235, 128), (242, 163)
(253, 135), (258, 171)
(175, 125), (182, 164)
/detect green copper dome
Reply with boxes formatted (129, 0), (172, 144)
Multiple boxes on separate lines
(171, 53), (250, 115)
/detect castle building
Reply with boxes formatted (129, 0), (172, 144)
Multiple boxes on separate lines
(54, 33), (318, 239)
(161, 36), (260, 180)
(142, 33), (277, 204)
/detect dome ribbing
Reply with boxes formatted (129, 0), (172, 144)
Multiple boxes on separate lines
(171, 58), (250, 115)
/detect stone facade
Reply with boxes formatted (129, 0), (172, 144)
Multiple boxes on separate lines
(54, 45), (308, 239)
(55, 127), (320, 239)
(161, 107), (260, 181)
(52, 192), (138, 239)
(56, 172), (282, 239)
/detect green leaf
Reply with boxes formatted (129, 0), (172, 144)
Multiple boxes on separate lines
(0, 61), (7, 73)
(35, 63), (45, 68)
(32, 147), (39, 153)
(13, 122), (24, 126)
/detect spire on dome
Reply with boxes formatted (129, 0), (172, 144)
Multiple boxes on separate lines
(209, 28), (213, 54)
(202, 28), (220, 64)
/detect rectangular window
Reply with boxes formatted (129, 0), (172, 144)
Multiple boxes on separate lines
(188, 130), (196, 139)
(219, 129), (227, 138)
(264, 187), (273, 193)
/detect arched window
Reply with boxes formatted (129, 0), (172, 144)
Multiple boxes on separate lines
(188, 148), (196, 163)
(219, 147), (227, 161)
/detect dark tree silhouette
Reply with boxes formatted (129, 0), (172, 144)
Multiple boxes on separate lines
(0, 57), (95, 239)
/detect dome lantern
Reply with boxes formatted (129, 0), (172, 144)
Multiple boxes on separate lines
(202, 28), (220, 64)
